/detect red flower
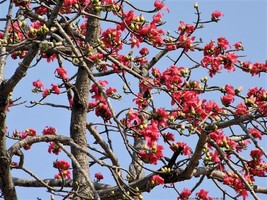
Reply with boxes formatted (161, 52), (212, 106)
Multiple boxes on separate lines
(95, 173), (104, 181)
(217, 37), (229, 50)
(18, 128), (36, 150)
(154, 1), (169, 12)
(178, 188), (191, 200)
(42, 89), (50, 98)
(54, 160), (70, 170)
(139, 143), (164, 165)
(54, 170), (71, 179)
(32, 80), (44, 89)
(14, 0), (30, 7)
(162, 132), (175, 142)
(233, 41), (243, 50)
(126, 108), (141, 126)
(178, 21), (195, 35)
(25, 128), (37, 136)
(140, 120), (160, 146)
(48, 142), (61, 155)
(249, 127), (262, 140)
(223, 52), (237, 71)
(250, 149), (263, 162)
(55, 68), (69, 81)
(153, 108), (168, 127)
(139, 47), (149, 56)
(170, 141), (192, 157)
(225, 84), (235, 95)
(196, 189), (212, 200)
(178, 35), (195, 52)
(43, 126), (57, 135)
(101, 28), (122, 50)
(133, 93), (148, 108)
(151, 175), (164, 185)
(221, 94), (234, 106)
(235, 103), (248, 116)
(106, 87), (117, 96)
(152, 13), (163, 24)
(95, 103), (112, 122)
(211, 11), (224, 21)
(152, 68), (162, 78)
(51, 84), (60, 94)
(34, 6), (48, 15)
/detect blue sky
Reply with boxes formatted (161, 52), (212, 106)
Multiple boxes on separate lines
(1, 0), (267, 199)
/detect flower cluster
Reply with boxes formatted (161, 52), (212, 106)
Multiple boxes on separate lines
(101, 28), (122, 51)
(223, 172), (253, 199)
(248, 149), (267, 177)
(245, 87), (267, 116)
(201, 37), (239, 77)
(241, 61), (267, 76)
(32, 80), (61, 98)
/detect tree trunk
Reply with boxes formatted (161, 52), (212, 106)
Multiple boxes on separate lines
(0, 98), (17, 200)
(70, 10), (100, 199)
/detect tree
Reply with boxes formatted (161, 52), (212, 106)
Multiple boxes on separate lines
(0, 0), (266, 199)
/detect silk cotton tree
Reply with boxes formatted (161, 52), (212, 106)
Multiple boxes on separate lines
(0, 0), (267, 200)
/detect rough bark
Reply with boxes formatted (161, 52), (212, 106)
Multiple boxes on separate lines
(0, 97), (17, 200)
(0, 2), (18, 199)
(69, 9), (100, 199)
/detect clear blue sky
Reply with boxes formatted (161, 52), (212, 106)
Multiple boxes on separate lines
(1, 0), (267, 199)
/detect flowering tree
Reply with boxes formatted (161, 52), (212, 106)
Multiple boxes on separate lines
(0, 1), (266, 200)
